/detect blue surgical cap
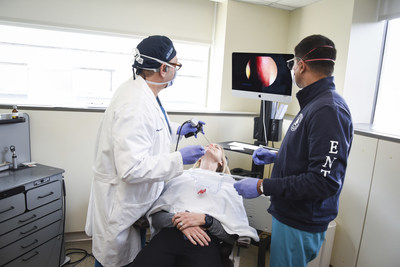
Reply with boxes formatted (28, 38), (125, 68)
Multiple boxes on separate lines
(133, 35), (177, 71)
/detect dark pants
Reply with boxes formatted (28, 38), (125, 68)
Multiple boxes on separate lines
(130, 227), (224, 267)
(95, 259), (131, 267)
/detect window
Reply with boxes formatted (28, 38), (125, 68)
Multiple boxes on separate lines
(0, 24), (209, 110)
(373, 18), (400, 136)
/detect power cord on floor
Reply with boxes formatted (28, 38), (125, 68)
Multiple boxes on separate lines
(65, 248), (94, 267)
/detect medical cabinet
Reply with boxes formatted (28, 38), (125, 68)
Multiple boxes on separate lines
(0, 112), (67, 267)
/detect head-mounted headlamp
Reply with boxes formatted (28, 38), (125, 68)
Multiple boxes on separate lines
(133, 48), (181, 72)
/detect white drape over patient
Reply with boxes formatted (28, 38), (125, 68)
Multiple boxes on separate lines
(147, 168), (260, 241)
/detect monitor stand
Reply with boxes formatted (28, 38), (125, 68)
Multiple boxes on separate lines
(252, 100), (272, 177)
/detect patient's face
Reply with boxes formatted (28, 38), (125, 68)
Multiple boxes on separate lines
(204, 144), (223, 163)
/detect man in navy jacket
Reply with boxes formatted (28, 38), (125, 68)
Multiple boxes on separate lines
(234, 35), (353, 267)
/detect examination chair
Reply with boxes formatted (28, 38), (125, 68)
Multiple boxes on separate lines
(132, 157), (259, 266)
(133, 217), (252, 267)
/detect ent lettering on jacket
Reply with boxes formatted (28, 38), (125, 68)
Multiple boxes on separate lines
(321, 141), (338, 177)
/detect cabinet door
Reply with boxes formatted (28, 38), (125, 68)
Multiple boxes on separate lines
(0, 209), (62, 248)
(0, 193), (25, 223)
(4, 235), (63, 267)
(26, 180), (61, 210)
(356, 140), (400, 267)
(0, 220), (62, 266)
(0, 198), (62, 235)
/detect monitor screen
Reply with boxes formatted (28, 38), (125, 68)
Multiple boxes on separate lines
(232, 52), (294, 103)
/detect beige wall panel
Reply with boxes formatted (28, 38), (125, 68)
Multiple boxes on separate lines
(357, 140), (400, 267)
(331, 134), (377, 267)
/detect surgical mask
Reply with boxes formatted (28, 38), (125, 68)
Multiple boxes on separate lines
(168, 69), (177, 87)
(145, 68), (177, 88)
(291, 69), (295, 84)
(291, 68), (303, 89)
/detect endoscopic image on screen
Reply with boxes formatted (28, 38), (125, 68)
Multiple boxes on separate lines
(232, 53), (293, 96)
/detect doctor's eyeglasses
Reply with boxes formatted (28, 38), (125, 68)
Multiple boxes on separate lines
(166, 62), (182, 71)
(286, 58), (298, 70)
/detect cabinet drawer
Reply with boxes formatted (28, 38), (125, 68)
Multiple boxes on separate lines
(4, 235), (63, 267)
(0, 198), (62, 236)
(0, 209), (62, 248)
(0, 193), (25, 223)
(26, 181), (61, 210)
(0, 220), (62, 266)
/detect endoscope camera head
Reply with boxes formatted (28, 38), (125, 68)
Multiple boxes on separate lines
(189, 118), (199, 127)
(185, 118), (204, 138)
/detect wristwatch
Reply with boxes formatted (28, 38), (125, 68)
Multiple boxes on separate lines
(257, 179), (264, 194)
(203, 214), (213, 228)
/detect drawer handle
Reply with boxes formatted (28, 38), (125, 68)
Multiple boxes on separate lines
(21, 238), (38, 249)
(19, 214), (37, 223)
(37, 191), (54, 199)
(22, 251), (39, 261)
(20, 225), (38, 235)
(0, 205), (14, 214)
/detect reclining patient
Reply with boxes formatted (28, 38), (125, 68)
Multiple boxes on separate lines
(130, 144), (259, 267)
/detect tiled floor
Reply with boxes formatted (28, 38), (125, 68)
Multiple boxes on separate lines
(63, 237), (269, 267)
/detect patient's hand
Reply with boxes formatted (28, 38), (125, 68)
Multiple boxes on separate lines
(172, 212), (205, 230)
(181, 226), (211, 246)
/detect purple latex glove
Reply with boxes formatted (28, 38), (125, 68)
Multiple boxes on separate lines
(179, 145), (206, 165)
(177, 120), (205, 138)
(252, 147), (277, 165)
(233, 178), (261, 199)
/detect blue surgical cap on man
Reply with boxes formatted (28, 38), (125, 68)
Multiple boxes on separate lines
(133, 35), (176, 72)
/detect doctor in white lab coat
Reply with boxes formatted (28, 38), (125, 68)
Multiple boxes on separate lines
(85, 35), (206, 267)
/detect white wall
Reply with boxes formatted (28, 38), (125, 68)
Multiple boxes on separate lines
(211, 0), (356, 115)
(0, 0), (215, 43)
(0, 0), (356, 233)
(0, 108), (257, 232)
(0, 0), (358, 115)
(286, 0), (355, 115)
(343, 0), (385, 124)
(220, 0), (291, 112)
(331, 134), (400, 267)
(3, 4), (398, 267)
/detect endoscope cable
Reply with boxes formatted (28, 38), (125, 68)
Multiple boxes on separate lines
(202, 132), (211, 144)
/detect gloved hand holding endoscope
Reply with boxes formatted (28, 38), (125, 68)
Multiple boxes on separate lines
(177, 119), (205, 138)
(179, 145), (206, 165)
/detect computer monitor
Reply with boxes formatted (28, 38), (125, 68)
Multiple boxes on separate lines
(232, 52), (294, 103)
(232, 52), (294, 144)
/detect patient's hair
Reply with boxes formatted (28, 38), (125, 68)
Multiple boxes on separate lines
(193, 145), (231, 174)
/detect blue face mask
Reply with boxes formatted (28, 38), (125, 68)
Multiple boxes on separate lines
(167, 69), (177, 87)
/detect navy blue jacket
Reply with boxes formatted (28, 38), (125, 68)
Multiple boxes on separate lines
(263, 76), (353, 233)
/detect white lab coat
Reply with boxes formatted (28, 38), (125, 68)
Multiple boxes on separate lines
(85, 76), (184, 267)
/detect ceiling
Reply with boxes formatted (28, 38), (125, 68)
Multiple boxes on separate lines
(234, 0), (322, 11)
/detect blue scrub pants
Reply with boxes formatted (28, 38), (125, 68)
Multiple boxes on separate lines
(269, 217), (326, 267)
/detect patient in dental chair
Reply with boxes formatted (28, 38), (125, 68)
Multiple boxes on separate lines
(130, 144), (259, 267)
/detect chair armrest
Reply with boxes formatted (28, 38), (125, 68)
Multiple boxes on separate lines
(237, 236), (251, 248)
